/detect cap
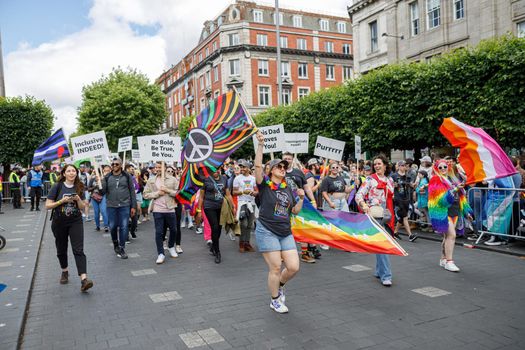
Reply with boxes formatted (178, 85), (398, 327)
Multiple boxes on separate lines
(238, 159), (251, 168)
(268, 159), (288, 171)
(307, 158), (319, 166)
(397, 160), (406, 166)
(420, 156), (432, 163)
(364, 165), (372, 171)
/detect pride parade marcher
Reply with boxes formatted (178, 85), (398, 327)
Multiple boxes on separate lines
(45, 164), (93, 292)
(232, 159), (258, 253)
(428, 159), (473, 272)
(254, 132), (304, 313)
(356, 155), (395, 287)
(27, 164), (44, 211)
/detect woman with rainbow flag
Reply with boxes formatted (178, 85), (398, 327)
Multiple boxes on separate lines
(428, 159), (473, 272)
(254, 131), (305, 314)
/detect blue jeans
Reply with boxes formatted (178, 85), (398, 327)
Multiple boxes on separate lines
(153, 212), (177, 255)
(91, 196), (108, 228)
(375, 254), (392, 282)
(107, 206), (130, 248)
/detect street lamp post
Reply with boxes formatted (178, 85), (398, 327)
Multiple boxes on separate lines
(275, 0), (282, 105)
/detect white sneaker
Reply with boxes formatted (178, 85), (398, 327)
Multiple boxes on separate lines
(156, 254), (165, 264)
(188, 223), (194, 229)
(196, 227), (203, 234)
(320, 244), (330, 250)
(228, 231), (236, 241)
(175, 245), (183, 254)
(137, 219), (142, 225)
(181, 222), (186, 228)
(206, 239), (212, 247)
(439, 259), (447, 268)
(168, 247), (178, 258)
(444, 261), (460, 272)
(382, 279), (393, 287)
(270, 298), (289, 313)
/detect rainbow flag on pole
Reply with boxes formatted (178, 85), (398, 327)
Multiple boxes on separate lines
(291, 201), (408, 256)
(439, 118), (517, 185)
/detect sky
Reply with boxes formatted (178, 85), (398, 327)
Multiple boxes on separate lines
(0, 0), (349, 136)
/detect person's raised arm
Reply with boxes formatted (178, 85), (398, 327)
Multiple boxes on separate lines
(254, 131), (265, 185)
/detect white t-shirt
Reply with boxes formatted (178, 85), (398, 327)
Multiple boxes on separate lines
(233, 174), (256, 203)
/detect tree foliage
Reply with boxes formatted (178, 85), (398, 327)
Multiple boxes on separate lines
(0, 96), (54, 167)
(255, 35), (525, 156)
(77, 68), (167, 150)
(178, 114), (195, 141)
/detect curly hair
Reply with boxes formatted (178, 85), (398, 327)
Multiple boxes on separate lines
(58, 164), (85, 195)
(372, 154), (391, 175)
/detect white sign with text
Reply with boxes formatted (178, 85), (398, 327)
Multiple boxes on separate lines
(138, 135), (181, 162)
(284, 133), (309, 154)
(118, 136), (133, 152)
(71, 131), (110, 159)
(314, 136), (345, 161)
(252, 124), (285, 154)
(354, 135), (362, 161)
(131, 149), (141, 161)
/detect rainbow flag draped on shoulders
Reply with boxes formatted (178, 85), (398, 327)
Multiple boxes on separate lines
(291, 200), (408, 256)
(176, 91), (257, 204)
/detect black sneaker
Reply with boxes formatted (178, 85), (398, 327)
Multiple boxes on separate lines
(104, 227), (109, 232)
(60, 271), (69, 284)
(30, 207), (34, 211)
(215, 251), (221, 264)
(80, 278), (93, 292)
(117, 247), (128, 259)
(36, 208), (41, 211)
(130, 232), (137, 239)
(409, 234), (419, 242)
(95, 227), (101, 231)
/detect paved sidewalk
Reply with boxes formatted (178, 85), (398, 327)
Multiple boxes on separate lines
(13, 215), (525, 349)
(0, 206), (46, 350)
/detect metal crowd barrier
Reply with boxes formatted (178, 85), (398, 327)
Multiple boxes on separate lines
(1, 181), (52, 201)
(467, 187), (525, 244)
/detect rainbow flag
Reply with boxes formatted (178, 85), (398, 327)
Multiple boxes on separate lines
(177, 91), (257, 204)
(439, 118), (517, 185)
(291, 201), (408, 256)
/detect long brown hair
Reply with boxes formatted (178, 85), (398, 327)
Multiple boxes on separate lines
(59, 164), (84, 195)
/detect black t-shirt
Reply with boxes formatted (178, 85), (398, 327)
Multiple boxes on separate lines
(285, 168), (306, 192)
(202, 175), (228, 210)
(257, 176), (296, 237)
(320, 175), (346, 194)
(47, 183), (85, 221)
(391, 172), (412, 201)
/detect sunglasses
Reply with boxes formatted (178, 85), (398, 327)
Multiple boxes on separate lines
(111, 163), (121, 166)
(166, 170), (174, 173)
(331, 167), (339, 170)
(438, 165), (448, 170)
(274, 164), (286, 170)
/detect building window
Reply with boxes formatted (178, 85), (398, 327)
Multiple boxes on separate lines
(200, 98), (205, 112)
(258, 60), (269, 76)
(298, 63), (308, 78)
(427, 0), (440, 29)
(297, 38), (307, 50)
(343, 66), (353, 80)
(228, 33), (240, 46)
(454, 0), (464, 20)
(205, 71), (211, 87)
(410, 2), (420, 36)
(213, 66), (219, 82)
(212, 41), (217, 51)
(280, 36), (288, 48)
(259, 86), (270, 106)
(168, 96), (172, 109)
(209, 22), (215, 32)
(217, 16), (223, 26)
(199, 53), (203, 62)
(293, 15), (302, 28)
(281, 61), (290, 77)
(325, 41), (334, 53)
(337, 22), (347, 33)
(518, 21), (525, 38)
(325, 65), (335, 80)
(273, 13), (283, 25)
(369, 21), (378, 52)
(342, 43), (351, 54)
(282, 89), (291, 105)
(320, 19), (329, 31)
(199, 76), (204, 90)
(253, 10), (263, 23)
(229, 59), (240, 76)
(298, 88), (310, 100)
(257, 34), (268, 46)
(205, 47), (209, 57)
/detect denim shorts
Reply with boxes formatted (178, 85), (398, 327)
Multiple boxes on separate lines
(255, 221), (297, 252)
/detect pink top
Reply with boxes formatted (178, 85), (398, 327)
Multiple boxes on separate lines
(153, 177), (174, 213)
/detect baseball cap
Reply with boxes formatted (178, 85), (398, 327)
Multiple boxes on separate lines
(364, 165), (372, 171)
(307, 158), (319, 166)
(420, 156), (432, 163)
(268, 159), (288, 171)
(397, 160), (406, 167)
(238, 159), (251, 168)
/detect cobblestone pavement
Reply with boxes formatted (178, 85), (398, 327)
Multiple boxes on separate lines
(2, 208), (525, 350)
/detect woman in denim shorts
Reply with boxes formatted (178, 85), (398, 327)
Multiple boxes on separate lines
(253, 132), (305, 314)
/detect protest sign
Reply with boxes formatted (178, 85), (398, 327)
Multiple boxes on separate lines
(252, 124), (285, 154)
(131, 149), (141, 161)
(314, 136), (345, 161)
(284, 133), (309, 154)
(354, 135), (362, 161)
(118, 136), (133, 152)
(138, 135), (181, 162)
(71, 131), (109, 159)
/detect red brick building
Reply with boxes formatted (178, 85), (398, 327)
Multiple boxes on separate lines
(156, 0), (353, 131)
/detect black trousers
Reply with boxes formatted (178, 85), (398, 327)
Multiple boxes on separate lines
(51, 218), (87, 275)
(204, 207), (222, 253)
(30, 186), (42, 209)
(11, 189), (21, 208)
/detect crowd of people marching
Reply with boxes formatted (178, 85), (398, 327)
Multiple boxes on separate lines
(4, 136), (524, 312)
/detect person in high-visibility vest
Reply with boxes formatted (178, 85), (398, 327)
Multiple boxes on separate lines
(28, 164), (44, 211)
(9, 167), (23, 209)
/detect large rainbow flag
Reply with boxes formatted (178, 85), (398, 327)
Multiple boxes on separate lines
(177, 91), (257, 204)
(291, 200), (408, 256)
(439, 118), (517, 185)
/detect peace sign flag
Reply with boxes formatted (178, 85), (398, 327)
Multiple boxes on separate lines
(176, 91), (257, 204)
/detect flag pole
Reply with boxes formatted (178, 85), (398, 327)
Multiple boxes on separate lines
(232, 86), (258, 130)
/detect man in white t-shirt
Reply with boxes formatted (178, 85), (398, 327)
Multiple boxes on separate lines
(233, 159), (258, 253)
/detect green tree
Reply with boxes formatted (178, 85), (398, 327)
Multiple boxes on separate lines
(77, 68), (167, 150)
(0, 96), (54, 170)
(178, 114), (195, 141)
